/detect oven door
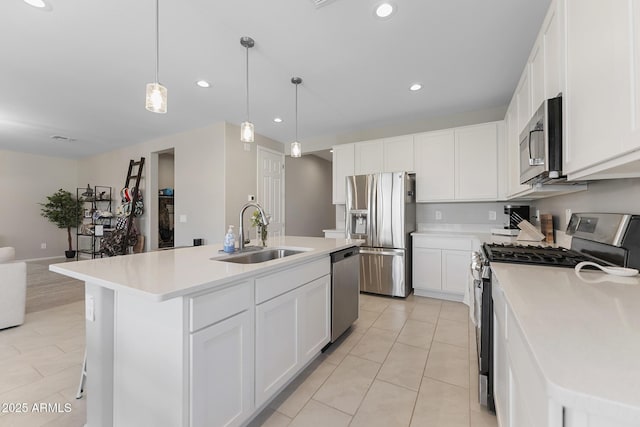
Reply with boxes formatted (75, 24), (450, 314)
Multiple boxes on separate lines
(478, 267), (495, 412)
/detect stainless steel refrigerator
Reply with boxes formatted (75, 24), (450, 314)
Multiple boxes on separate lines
(345, 172), (416, 297)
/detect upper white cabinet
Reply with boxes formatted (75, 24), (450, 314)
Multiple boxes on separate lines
(414, 130), (455, 201)
(505, 98), (532, 198)
(332, 144), (354, 204)
(515, 69), (531, 137)
(564, 0), (640, 180)
(455, 123), (500, 200)
(354, 141), (383, 174)
(383, 135), (415, 172)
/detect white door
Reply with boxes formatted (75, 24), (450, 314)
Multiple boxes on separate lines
(257, 147), (285, 237)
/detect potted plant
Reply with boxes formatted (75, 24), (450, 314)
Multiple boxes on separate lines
(40, 189), (83, 258)
(251, 209), (269, 247)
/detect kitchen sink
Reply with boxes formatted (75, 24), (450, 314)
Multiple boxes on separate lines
(218, 248), (306, 264)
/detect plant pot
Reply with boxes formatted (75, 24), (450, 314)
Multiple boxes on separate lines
(65, 250), (76, 259)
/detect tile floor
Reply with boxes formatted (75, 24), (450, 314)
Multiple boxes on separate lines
(0, 293), (498, 427)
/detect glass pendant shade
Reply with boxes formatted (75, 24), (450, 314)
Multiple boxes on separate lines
(145, 82), (167, 113)
(291, 141), (302, 158)
(240, 121), (254, 142)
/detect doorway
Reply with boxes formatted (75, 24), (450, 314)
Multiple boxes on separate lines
(257, 146), (285, 237)
(157, 149), (175, 248)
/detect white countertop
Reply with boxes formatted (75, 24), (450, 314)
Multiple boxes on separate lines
(491, 263), (640, 420)
(50, 236), (361, 302)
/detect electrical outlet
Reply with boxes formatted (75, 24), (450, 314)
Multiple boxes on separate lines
(435, 210), (442, 221)
(179, 214), (187, 223)
(535, 209), (540, 221)
(40, 243), (46, 249)
(489, 211), (497, 221)
(248, 195), (255, 202)
(565, 209), (572, 225)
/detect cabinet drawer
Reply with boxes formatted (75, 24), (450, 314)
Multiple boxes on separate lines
(189, 281), (252, 332)
(413, 235), (473, 251)
(256, 257), (330, 304)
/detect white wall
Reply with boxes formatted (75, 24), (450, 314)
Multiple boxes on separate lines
(285, 154), (334, 237)
(78, 123), (226, 249)
(0, 150), (78, 259)
(417, 202), (508, 227)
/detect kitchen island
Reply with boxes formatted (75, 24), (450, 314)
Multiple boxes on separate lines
(50, 236), (362, 427)
(491, 263), (640, 427)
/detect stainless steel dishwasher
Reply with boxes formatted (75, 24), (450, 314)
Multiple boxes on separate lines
(330, 247), (360, 342)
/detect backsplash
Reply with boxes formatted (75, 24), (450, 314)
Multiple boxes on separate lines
(417, 202), (508, 226)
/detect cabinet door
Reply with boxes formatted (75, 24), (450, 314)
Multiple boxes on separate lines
(412, 247), (442, 291)
(255, 290), (299, 407)
(441, 250), (470, 294)
(565, 0), (640, 175)
(505, 101), (530, 197)
(529, 39), (545, 113)
(493, 295), (509, 425)
(354, 141), (383, 175)
(414, 130), (455, 202)
(515, 69), (531, 137)
(332, 144), (355, 204)
(383, 135), (414, 172)
(543, 0), (564, 100)
(190, 311), (253, 427)
(455, 123), (498, 200)
(299, 275), (331, 365)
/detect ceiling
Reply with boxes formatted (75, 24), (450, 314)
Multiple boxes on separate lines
(0, 0), (550, 159)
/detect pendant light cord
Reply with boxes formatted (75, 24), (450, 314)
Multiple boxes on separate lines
(155, 0), (159, 84)
(245, 45), (250, 120)
(295, 82), (298, 142)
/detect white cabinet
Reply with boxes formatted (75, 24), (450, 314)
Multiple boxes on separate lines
(383, 135), (414, 172)
(565, 0), (640, 180)
(412, 235), (475, 301)
(190, 310), (253, 427)
(323, 229), (345, 239)
(414, 130), (455, 201)
(332, 144), (354, 204)
(455, 123), (500, 200)
(354, 135), (414, 175)
(299, 275), (331, 364)
(505, 100), (531, 198)
(515, 69), (531, 137)
(354, 140), (383, 174)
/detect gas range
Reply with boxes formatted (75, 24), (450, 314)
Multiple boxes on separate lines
(482, 243), (597, 268)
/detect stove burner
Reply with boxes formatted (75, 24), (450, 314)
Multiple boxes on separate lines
(482, 242), (598, 268)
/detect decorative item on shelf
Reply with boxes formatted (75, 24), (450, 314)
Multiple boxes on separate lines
(251, 209), (270, 247)
(145, 0), (167, 113)
(81, 184), (93, 198)
(240, 36), (255, 143)
(40, 189), (83, 258)
(291, 76), (303, 157)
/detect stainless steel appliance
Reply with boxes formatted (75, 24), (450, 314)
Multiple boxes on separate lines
(473, 212), (640, 412)
(330, 247), (360, 342)
(519, 95), (563, 184)
(345, 172), (416, 297)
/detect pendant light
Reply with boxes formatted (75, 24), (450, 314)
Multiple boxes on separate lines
(291, 77), (302, 158)
(145, 0), (167, 113)
(240, 36), (255, 142)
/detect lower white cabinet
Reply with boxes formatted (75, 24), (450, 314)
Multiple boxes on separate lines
(190, 310), (253, 427)
(255, 274), (330, 408)
(412, 235), (475, 301)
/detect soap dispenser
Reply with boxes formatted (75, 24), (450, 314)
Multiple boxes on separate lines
(223, 226), (236, 253)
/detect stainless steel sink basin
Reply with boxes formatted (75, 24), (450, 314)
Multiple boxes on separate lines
(221, 248), (305, 264)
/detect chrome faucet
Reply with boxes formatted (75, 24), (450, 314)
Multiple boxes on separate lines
(238, 202), (270, 251)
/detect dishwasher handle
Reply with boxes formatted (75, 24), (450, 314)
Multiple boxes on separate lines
(331, 247), (359, 263)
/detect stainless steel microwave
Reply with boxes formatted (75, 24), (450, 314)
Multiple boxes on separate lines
(519, 96), (563, 184)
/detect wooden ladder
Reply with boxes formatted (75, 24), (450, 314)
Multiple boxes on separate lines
(121, 157), (145, 255)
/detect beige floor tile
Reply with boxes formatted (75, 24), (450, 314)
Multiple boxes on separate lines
(424, 341), (469, 389)
(384, 298), (416, 313)
(0, 363), (43, 395)
(411, 378), (470, 427)
(351, 380), (417, 427)
(268, 355), (337, 418)
(32, 348), (84, 377)
(371, 310), (409, 333)
(313, 355), (380, 415)
(0, 392), (72, 427)
(470, 407), (499, 427)
(359, 295), (390, 313)
(289, 399), (351, 427)
(351, 309), (381, 333)
(40, 395), (86, 427)
(412, 295), (443, 307)
(397, 319), (435, 350)
(470, 356), (480, 412)
(323, 330), (364, 366)
(409, 302), (441, 324)
(0, 344), (20, 361)
(376, 343), (428, 391)
(349, 327), (397, 363)
(0, 365), (81, 407)
(440, 300), (470, 323)
(434, 318), (468, 348)
(248, 408), (292, 427)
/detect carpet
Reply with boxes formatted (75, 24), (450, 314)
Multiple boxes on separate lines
(26, 258), (85, 313)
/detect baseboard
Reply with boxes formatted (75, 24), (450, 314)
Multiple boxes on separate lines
(20, 255), (66, 262)
(414, 288), (464, 302)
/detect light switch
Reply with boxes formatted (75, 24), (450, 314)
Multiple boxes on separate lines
(179, 214), (187, 223)
(435, 210), (442, 220)
(489, 211), (497, 221)
(86, 295), (95, 322)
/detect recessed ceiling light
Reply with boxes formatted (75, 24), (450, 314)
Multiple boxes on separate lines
(329, 149), (334, 153)
(273, 117), (283, 123)
(375, 2), (395, 18)
(24, 0), (46, 8)
(409, 83), (422, 91)
(196, 80), (210, 88)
